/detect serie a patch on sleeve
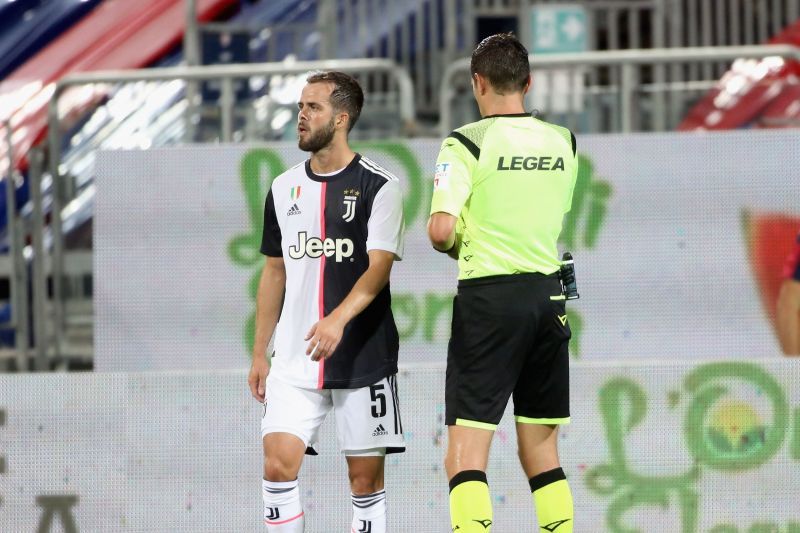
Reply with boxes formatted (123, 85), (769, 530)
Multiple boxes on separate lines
(434, 162), (452, 190)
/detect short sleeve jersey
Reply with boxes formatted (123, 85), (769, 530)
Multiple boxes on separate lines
(783, 231), (800, 281)
(430, 114), (578, 279)
(261, 154), (404, 389)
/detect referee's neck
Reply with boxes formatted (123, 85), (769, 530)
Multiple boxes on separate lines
(477, 93), (526, 118)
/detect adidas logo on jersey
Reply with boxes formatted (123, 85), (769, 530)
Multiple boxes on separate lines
(372, 424), (388, 436)
(287, 204), (301, 216)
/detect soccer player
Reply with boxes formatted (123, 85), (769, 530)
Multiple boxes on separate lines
(427, 33), (579, 532)
(777, 230), (800, 355)
(247, 71), (405, 532)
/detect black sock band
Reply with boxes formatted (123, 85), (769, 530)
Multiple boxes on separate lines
(449, 470), (488, 493)
(529, 467), (566, 493)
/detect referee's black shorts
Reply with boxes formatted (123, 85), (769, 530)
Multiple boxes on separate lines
(445, 272), (571, 429)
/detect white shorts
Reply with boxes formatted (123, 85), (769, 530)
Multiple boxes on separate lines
(261, 374), (405, 455)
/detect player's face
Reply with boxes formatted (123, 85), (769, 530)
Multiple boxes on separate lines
(297, 82), (337, 153)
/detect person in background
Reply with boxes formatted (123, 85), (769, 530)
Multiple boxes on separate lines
(777, 230), (800, 355)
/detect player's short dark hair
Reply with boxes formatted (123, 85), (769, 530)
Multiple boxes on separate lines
(470, 33), (530, 94)
(306, 71), (364, 131)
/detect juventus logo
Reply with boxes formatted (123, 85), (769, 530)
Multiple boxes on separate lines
(357, 519), (372, 532)
(265, 507), (280, 520)
(342, 195), (357, 222)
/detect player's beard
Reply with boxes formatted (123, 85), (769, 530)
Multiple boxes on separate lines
(298, 116), (336, 153)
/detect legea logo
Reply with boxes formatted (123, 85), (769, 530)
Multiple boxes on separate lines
(288, 232), (354, 262)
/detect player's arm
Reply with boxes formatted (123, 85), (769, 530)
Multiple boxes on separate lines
(428, 135), (473, 260)
(248, 189), (285, 401)
(305, 178), (404, 361)
(306, 249), (396, 362)
(776, 279), (800, 356)
(248, 257), (286, 401)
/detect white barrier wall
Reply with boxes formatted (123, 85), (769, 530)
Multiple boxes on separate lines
(1, 361), (799, 532)
(94, 131), (800, 371)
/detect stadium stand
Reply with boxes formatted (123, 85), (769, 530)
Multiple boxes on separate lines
(0, 0), (240, 362)
(679, 19), (800, 130)
(0, 0), (103, 80)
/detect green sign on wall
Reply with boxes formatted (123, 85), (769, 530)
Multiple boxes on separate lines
(529, 4), (588, 54)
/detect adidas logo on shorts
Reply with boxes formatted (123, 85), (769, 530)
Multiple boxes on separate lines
(372, 424), (388, 436)
(287, 204), (301, 216)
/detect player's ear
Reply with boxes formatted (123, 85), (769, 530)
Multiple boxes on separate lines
(336, 111), (349, 130)
(523, 73), (532, 95)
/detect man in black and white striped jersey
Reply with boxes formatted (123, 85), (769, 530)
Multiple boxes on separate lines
(248, 71), (405, 532)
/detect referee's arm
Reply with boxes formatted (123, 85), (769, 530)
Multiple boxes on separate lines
(428, 212), (459, 260)
(429, 138), (472, 260)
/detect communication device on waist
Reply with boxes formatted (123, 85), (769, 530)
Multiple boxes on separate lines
(559, 252), (579, 300)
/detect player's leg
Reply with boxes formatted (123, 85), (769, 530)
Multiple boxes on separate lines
(513, 278), (573, 533)
(335, 375), (405, 533)
(261, 376), (332, 531)
(346, 453), (387, 533)
(262, 433), (306, 532)
(444, 281), (528, 532)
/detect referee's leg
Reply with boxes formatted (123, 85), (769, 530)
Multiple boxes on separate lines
(445, 424), (494, 532)
(517, 423), (573, 532)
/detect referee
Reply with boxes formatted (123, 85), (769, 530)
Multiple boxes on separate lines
(428, 33), (579, 532)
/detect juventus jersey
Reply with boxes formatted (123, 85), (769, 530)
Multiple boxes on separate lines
(260, 154), (404, 389)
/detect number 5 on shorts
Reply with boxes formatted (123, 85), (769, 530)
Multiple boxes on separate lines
(369, 384), (386, 418)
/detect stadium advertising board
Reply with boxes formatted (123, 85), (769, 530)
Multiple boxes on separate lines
(94, 130), (799, 370)
(1, 362), (799, 531)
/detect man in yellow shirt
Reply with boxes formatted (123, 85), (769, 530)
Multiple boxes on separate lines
(428, 33), (579, 532)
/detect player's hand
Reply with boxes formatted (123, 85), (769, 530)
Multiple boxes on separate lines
(305, 312), (346, 362)
(248, 355), (270, 403)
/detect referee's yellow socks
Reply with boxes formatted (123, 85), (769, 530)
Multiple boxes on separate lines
(449, 470), (493, 532)
(530, 467), (573, 532)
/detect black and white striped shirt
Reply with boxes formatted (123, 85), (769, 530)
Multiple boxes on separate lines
(261, 154), (404, 389)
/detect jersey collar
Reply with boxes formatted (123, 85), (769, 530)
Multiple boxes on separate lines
(305, 153), (362, 182)
(483, 113), (531, 118)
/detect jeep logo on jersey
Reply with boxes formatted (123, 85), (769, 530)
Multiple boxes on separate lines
(288, 232), (354, 262)
(342, 195), (357, 222)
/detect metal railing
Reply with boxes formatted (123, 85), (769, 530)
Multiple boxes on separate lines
(45, 58), (415, 364)
(27, 148), (48, 371)
(316, 0), (476, 115)
(438, 44), (800, 136)
(1, 121), (29, 370)
(311, 0), (800, 116)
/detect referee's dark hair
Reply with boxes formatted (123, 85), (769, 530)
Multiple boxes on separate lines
(470, 33), (530, 94)
(306, 70), (364, 132)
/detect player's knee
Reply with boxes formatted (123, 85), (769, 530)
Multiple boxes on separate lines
(264, 455), (297, 482)
(348, 472), (381, 495)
